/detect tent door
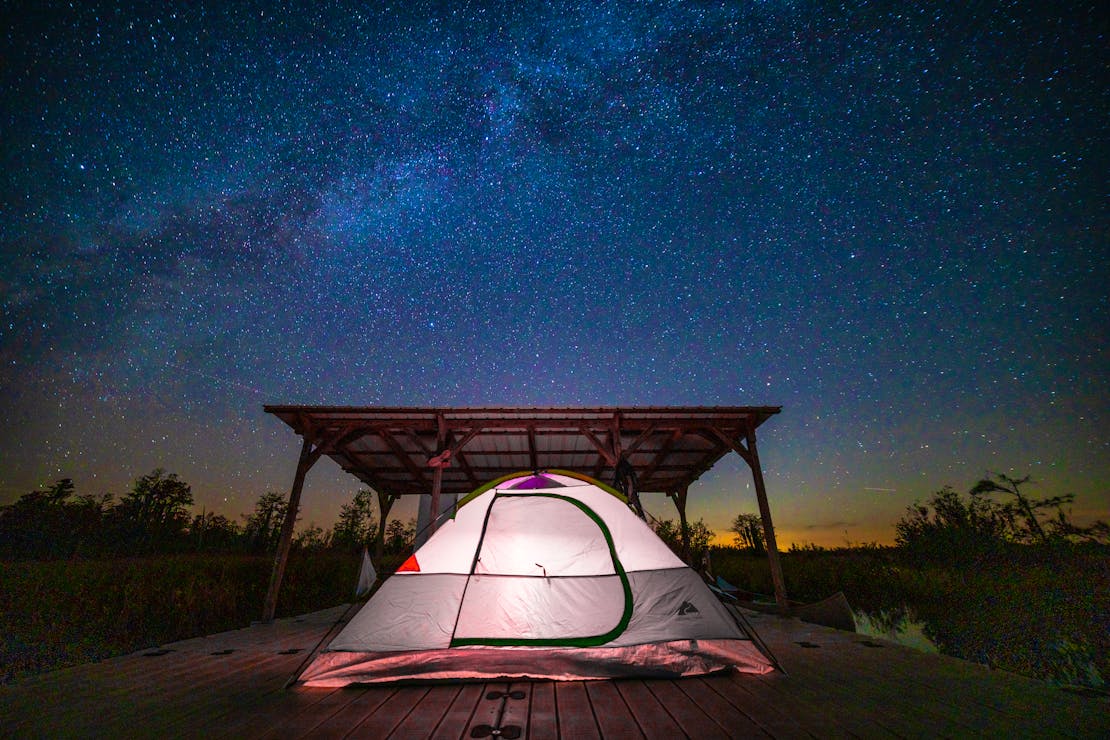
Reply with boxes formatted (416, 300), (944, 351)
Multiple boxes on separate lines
(451, 493), (632, 647)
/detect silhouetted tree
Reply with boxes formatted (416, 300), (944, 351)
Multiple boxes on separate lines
(970, 473), (1077, 545)
(895, 474), (1108, 562)
(384, 518), (416, 554)
(331, 489), (378, 551)
(189, 511), (242, 552)
(1045, 509), (1110, 544)
(294, 523), (331, 551)
(730, 513), (766, 554)
(241, 492), (288, 552)
(0, 479), (112, 559)
(110, 469), (194, 553)
(651, 517), (713, 564)
(895, 485), (1009, 562)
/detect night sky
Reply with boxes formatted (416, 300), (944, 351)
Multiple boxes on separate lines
(3, 1), (1106, 547)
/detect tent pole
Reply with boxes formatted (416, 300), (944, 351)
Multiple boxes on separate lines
(262, 437), (314, 622)
(745, 426), (789, 610)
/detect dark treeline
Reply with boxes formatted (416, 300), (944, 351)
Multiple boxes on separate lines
(0, 469), (414, 561)
(892, 473), (1109, 561)
(4, 470), (1106, 563)
(649, 472), (1108, 565)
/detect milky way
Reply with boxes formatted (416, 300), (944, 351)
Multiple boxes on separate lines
(2, 1), (1106, 545)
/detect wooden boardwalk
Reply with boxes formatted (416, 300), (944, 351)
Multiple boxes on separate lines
(2, 605), (1106, 738)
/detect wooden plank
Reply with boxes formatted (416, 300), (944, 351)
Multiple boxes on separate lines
(612, 680), (684, 740)
(785, 645), (981, 733)
(698, 674), (812, 739)
(659, 677), (771, 738)
(216, 687), (341, 739)
(806, 627), (1098, 735)
(388, 684), (462, 738)
(554, 681), (601, 739)
(784, 637), (1089, 737)
(675, 675), (786, 738)
(301, 686), (400, 739)
(642, 679), (733, 739)
(96, 651), (300, 735)
(750, 655), (904, 737)
(585, 680), (644, 739)
(468, 682), (510, 736)
(33, 648), (292, 734)
(743, 670), (878, 738)
(346, 685), (429, 737)
(13, 606), (345, 723)
(429, 682), (485, 740)
(766, 630), (995, 736)
(743, 615), (919, 736)
(526, 681), (559, 740)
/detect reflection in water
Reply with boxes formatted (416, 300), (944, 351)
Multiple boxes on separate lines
(853, 607), (938, 654)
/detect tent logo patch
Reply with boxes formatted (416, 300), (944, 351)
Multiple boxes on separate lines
(677, 600), (699, 616)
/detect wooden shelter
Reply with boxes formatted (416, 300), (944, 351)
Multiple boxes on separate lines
(261, 405), (786, 622)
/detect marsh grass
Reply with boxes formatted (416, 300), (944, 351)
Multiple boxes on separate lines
(0, 551), (359, 683)
(5, 545), (1106, 689)
(713, 545), (1109, 688)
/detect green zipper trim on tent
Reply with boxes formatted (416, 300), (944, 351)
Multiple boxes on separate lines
(450, 492), (633, 648)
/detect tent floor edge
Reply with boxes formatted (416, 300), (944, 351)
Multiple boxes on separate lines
(299, 638), (773, 687)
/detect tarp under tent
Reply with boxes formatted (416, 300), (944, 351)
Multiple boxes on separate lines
(298, 471), (775, 686)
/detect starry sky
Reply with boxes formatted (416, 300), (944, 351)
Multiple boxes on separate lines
(2, 1), (1107, 547)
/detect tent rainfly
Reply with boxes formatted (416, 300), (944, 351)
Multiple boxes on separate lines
(297, 471), (774, 685)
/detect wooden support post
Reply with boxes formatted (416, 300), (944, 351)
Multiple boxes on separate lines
(745, 427), (789, 610)
(427, 414), (447, 535)
(622, 464), (644, 519)
(262, 437), (314, 622)
(674, 487), (691, 565)
(429, 465), (443, 531)
(375, 491), (396, 562)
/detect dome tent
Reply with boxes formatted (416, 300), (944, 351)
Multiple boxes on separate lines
(298, 471), (774, 685)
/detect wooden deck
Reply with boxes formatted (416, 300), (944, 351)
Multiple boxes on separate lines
(3, 605), (1106, 738)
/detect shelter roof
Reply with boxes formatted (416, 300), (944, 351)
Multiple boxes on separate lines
(263, 406), (781, 497)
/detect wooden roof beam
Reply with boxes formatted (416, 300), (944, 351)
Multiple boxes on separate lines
(705, 426), (754, 466)
(639, 428), (684, 484)
(623, 422), (658, 457)
(444, 426), (482, 489)
(375, 429), (429, 488)
(579, 425), (618, 467)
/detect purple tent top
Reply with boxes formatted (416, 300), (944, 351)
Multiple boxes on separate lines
(508, 474), (564, 490)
